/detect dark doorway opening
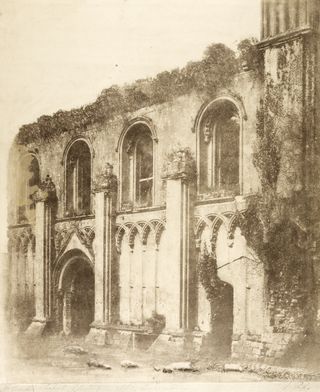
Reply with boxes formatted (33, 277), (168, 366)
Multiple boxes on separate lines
(60, 257), (94, 336)
(70, 266), (94, 335)
(209, 281), (234, 358)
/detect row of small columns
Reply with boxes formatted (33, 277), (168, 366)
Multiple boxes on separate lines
(261, 0), (311, 40)
(24, 154), (197, 342)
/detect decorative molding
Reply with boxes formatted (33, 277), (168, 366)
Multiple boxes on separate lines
(192, 95), (248, 135)
(115, 218), (166, 253)
(32, 174), (57, 203)
(194, 211), (246, 252)
(162, 147), (196, 182)
(257, 27), (313, 50)
(115, 225), (128, 254)
(54, 223), (95, 259)
(116, 116), (158, 153)
(93, 162), (118, 194)
(8, 225), (35, 255)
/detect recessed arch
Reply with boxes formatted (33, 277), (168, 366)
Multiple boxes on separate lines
(194, 96), (246, 196)
(63, 138), (92, 216)
(118, 118), (157, 209)
(53, 249), (94, 291)
(16, 153), (40, 224)
(116, 117), (158, 153)
(193, 95), (247, 133)
(62, 136), (94, 164)
(53, 249), (94, 335)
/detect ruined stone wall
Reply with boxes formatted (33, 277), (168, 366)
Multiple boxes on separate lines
(7, 71), (260, 223)
(7, 69), (263, 341)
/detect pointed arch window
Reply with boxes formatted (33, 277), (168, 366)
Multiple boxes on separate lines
(121, 124), (154, 209)
(198, 100), (241, 196)
(65, 140), (91, 216)
(17, 154), (40, 223)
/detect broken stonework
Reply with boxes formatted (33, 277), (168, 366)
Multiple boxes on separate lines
(63, 345), (88, 355)
(87, 359), (112, 370)
(120, 360), (139, 368)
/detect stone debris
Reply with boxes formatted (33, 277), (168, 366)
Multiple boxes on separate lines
(243, 363), (320, 381)
(223, 363), (243, 372)
(120, 360), (139, 368)
(87, 359), (112, 370)
(162, 361), (199, 373)
(63, 345), (88, 355)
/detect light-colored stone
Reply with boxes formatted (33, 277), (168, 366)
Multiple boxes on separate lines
(120, 360), (139, 368)
(224, 364), (243, 372)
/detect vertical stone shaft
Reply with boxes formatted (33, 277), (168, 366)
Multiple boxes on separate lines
(164, 149), (196, 332)
(94, 191), (106, 324)
(87, 163), (117, 344)
(34, 200), (46, 320)
(26, 174), (56, 335)
(94, 189), (116, 324)
(165, 178), (190, 330)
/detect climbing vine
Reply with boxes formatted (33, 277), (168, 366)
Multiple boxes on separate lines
(16, 40), (260, 145)
(242, 40), (315, 333)
(198, 247), (220, 303)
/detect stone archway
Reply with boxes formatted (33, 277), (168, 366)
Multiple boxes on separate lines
(56, 252), (94, 336)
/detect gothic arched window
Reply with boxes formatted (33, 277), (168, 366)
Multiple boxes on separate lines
(65, 140), (91, 216)
(121, 124), (154, 209)
(17, 154), (40, 223)
(198, 100), (240, 196)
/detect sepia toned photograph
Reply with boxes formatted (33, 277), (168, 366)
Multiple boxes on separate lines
(1, 0), (320, 389)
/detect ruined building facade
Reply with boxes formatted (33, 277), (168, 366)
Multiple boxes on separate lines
(7, 0), (320, 361)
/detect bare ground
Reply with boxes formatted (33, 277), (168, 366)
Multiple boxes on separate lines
(3, 334), (262, 383)
(3, 334), (320, 384)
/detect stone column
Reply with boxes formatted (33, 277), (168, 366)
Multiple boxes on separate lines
(25, 175), (56, 336)
(162, 148), (196, 333)
(87, 163), (117, 345)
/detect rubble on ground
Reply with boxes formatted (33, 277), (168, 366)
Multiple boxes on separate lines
(120, 360), (139, 368)
(161, 361), (199, 373)
(63, 345), (88, 355)
(224, 363), (243, 372)
(242, 363), (320, 381)
(87, 358), (112, 370)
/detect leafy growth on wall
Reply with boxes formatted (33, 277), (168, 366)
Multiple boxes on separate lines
(16, 39), (259, 145)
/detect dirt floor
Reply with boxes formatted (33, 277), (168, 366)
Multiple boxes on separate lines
(3, 334), (320, 384)
(2, 334), (264, 383)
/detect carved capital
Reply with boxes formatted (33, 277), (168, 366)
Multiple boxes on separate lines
(162, 147), (196, 182)
(93, 163), (118, 195)
(32, 174), (57, 203)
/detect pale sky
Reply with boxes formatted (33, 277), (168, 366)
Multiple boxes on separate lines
(0, 0), (260, 253)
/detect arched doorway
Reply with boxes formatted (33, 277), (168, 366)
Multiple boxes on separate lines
(57, 253), (94, 336)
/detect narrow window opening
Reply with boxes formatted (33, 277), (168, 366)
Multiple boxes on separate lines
(66, 140), (91, 216)
(199, 101), (240, 197)
(121, 124), (154, 209)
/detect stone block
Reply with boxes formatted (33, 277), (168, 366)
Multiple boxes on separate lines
(25, 320), (47, 337)
(115, 331), (133, 350)
(86, 327), (110, 346)
(232, 333), (242, 341)
(147, 333), (184, 354)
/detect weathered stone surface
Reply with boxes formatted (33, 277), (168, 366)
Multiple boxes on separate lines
(163, 362), (198, 372)
(224, 363), (243, 372)
(24, 320), (47, 337)
(63, 345), (88, 355)
(120, 360), (139, 368)
(87, 359), (112, 370)
(86, 327), (110, 346)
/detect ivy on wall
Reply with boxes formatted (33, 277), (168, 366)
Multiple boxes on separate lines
(16, 39), (258, 145)
(241, 40), (314, 333)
